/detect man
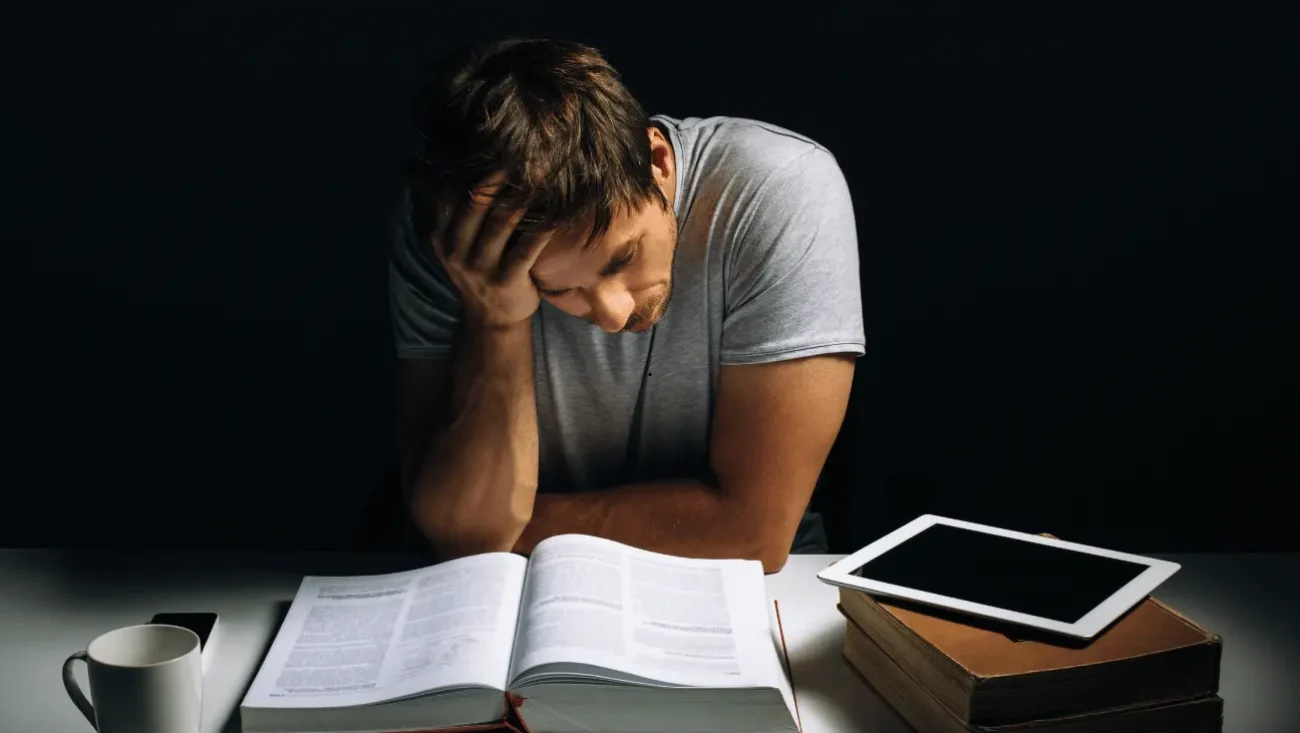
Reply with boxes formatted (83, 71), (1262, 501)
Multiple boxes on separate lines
(388, 38), (863, 572)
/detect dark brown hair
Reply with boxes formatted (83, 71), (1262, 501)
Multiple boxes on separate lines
(405, 38), (667, 245)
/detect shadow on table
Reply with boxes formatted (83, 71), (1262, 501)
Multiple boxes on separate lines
(784, 612), (900, 726)
(19, 548), (428, 604)
(219, 600), (291, 733)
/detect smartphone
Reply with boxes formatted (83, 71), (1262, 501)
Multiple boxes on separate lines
(150, 612), (219, 673)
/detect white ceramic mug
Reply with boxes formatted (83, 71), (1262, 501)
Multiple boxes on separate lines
(62, 623), (203, 733)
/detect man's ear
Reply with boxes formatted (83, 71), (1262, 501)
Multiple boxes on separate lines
(647, 126), (676, 204)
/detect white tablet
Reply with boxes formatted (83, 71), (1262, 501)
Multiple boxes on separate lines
(817, 514), (1181, 639)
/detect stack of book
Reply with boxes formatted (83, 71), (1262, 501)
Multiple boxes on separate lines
(838, 586), (1225, 732)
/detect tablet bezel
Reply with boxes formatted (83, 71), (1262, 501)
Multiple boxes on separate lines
(816, 514), (1181, 639)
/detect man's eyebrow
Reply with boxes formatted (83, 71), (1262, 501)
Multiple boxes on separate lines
(533, 234), (641, 292)
(599, 235), (641, 278)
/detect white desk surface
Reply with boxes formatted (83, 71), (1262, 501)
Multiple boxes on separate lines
(1, 549), (1297, 733)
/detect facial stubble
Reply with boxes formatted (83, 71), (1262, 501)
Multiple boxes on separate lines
(622, 213), (679, 333)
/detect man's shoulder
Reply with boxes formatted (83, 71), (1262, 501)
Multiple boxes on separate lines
(654, 114), (839, 184)
(657, 114), (826, 147)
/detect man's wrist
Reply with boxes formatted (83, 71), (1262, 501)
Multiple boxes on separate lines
(464, 312), (533, 340)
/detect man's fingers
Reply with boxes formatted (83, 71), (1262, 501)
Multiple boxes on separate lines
(447, 171), (509, 264)
(472, 204), (527, 272)
(470, 170), (510, 198)
(504, 228), (556, 279)
(447, 196), (492, 264)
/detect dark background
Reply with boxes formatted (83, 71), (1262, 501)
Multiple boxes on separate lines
(8, 2), (1297, 554)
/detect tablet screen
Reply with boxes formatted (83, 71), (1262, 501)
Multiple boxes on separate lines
(849, 524), (1151, 623)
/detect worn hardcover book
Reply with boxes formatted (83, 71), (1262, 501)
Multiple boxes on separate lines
(838, 583), (1222, 725)
(239, 534), (798, 733)
(842, 613), (1224, 733)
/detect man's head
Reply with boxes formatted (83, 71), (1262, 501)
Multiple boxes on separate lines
(407, 38), (679, 333)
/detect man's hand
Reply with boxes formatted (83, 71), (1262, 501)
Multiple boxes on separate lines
(432, 172), (553, 328)
(401, 172), (552, 558)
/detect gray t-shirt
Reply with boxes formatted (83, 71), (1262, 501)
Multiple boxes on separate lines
(388, 115), (865, 551)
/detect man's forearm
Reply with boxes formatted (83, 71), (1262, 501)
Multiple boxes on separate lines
(410, 320), (538, 557)
(512, 480), (786, 571)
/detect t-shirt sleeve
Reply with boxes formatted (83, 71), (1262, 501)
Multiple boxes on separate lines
(387, 186), (463, 359)
(720, 146), (866, 365)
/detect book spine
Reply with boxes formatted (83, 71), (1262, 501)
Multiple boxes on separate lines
(970, 643), (1222, 724)
(840, 592), (975, 720)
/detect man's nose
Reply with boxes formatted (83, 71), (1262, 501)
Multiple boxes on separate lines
(587, 285), (635, 333)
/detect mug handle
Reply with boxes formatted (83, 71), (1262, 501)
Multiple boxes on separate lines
(62, 651), (98, 730)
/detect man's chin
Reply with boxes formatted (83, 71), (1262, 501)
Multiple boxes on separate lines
(622, 300), (669, 333)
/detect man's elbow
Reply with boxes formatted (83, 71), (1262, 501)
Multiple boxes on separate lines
(729, 536), (788, 573)
(715, 490), (797, 573)
(733, 520), (793, 574)
(412, 510), (527, 560)
(757, 543), (792, 574)
(407, 483), (531, 559)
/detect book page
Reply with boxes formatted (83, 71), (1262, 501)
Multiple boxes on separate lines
(242, 552), (527, 709)
(508, 534), (782, 690)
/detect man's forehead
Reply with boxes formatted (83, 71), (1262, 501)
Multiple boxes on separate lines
(529, 219), (628, 285)
(530, 214), (592, 257)
(530, 232), (589, 281)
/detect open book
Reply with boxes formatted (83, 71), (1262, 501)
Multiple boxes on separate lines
(239, 534), (799, 733)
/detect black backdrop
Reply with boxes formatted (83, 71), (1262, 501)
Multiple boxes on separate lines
(8, 1), (1297, 553)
